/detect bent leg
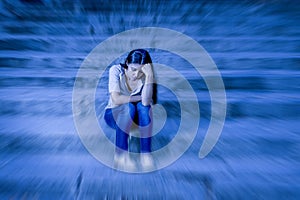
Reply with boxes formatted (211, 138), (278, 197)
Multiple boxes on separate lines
(104, 108), (116, 129)
(112, 103), (137, 151)
(137, 102), (152, 152)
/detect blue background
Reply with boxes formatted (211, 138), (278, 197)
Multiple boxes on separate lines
(0, 0), (299, 199)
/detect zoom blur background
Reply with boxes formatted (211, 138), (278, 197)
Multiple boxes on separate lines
(0, 0), (300, 199)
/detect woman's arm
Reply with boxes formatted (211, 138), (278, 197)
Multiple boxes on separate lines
(111, 92), (141, 105)
(141, 64), (154, 106)
(109, 65), (141, 105)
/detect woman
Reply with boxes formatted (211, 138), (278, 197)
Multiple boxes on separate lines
(104, 49), (155, 170)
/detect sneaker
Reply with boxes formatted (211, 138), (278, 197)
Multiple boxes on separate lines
(114, 153), (136, 171)
(140, 154), (154, 170)
(114, 153), (125, 169)
(125, 155), (136, 171)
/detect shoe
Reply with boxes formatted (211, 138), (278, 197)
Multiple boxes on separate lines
(140, 154), (154, 171)
(125, 155), (136, 171)
(114, 153), (125, 169)
(114, 152), (136, 171)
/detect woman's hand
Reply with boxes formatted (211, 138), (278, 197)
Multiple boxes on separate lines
(141, 63), (153, 78)
(141, 64), (153, 106)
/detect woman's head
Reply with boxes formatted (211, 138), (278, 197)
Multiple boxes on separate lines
(122, 49), (152, 81)
(124, 49), (152, 67)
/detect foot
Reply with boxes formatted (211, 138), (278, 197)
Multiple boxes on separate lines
(140, 153), (154, 171)
(114, 153), (136, 171)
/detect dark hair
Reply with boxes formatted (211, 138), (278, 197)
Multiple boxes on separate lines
(121, 49), (157, 104)
(121, 49), (152, 69)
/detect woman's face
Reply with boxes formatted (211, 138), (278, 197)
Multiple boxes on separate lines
(125, 63), (144, 81)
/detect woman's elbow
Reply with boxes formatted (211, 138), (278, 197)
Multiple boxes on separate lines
(111, 93), (122, 105)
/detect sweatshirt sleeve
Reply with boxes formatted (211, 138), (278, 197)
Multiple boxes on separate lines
(108, 65), (121, 93)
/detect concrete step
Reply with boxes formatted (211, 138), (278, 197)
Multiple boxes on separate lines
(1, 36), (299, 54)
(0, 117), (299, 199)
(1, 70), (299, 91)
(1, 0), (299, 199)
(0, 86), (299, 119)
(1, 0), (299, 37)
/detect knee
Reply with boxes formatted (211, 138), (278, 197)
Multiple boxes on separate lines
(117, 103), (136, 115)
(128, 103), (138, 119)
(137, 102), (151, 112)
(137, 102), (152, 125)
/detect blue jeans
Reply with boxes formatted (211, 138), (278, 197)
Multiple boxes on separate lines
(104, 102), (152, 153)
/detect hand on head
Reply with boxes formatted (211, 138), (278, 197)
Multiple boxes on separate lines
(141, 64), (153, 77)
